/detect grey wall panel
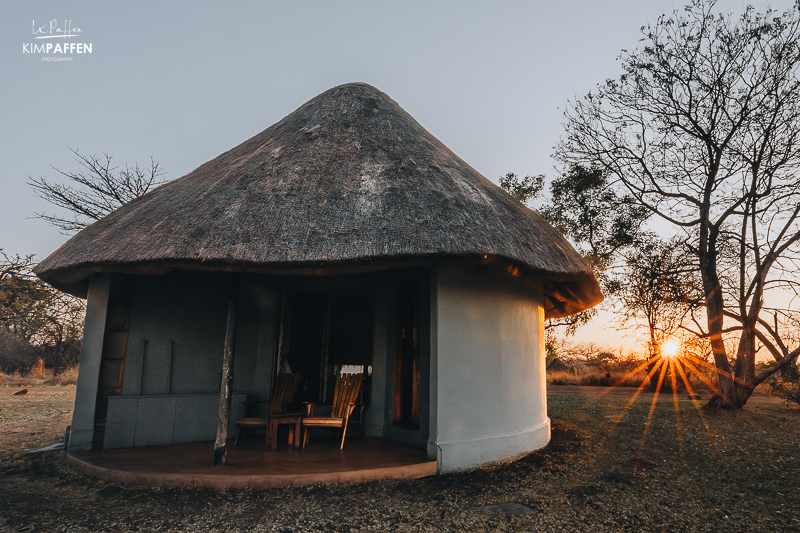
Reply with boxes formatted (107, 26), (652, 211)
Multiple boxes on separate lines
(68, 274), (111, 451)
(123, 339), (145, 396)
(140, 340), (172, 395)
(133, 396), (177, 447)
(103, 397), (138, 449)
(105, 393), (247, 448)
(172, 396), (217, 444)
(362, 285), (388, 437)
(173, 394), (247, 443)
(122, 273), (276, 405)
(252, 282), (278, 410)
(124, 272), (228, 398)
(232, 276), (277, 405)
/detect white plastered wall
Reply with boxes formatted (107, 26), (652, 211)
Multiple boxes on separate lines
(430, 263), (549, 472)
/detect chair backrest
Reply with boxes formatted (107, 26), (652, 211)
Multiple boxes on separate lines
(270, 373), (301, 415)
(331, 372), (364, 419)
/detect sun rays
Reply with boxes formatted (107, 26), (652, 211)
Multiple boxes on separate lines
(593, 341), (728, 453)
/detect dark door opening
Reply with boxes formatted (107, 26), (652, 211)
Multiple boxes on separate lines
(281, 291), (327, 402)
(277, 289), (374, 404)
(93, 298), (130, 448)
(393, 283), (420, 429)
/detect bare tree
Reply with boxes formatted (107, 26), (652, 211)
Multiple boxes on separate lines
(0, 250), (85, 374)
(0, 251), (47, 336)
(557, 0), (800, 407)
(23, 149), (163, 372)
(29, 147), (166, 233)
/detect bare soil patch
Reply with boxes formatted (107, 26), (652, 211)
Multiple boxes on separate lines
(2, 384), (799, 532)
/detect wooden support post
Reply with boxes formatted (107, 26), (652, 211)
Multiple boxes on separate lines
(213, 279), (238, 466)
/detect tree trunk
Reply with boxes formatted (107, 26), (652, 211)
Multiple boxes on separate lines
(706, 324), (758, 409)
(698, 224), (741, 407)
(213, 281), (238, 466)
(646, 326), (660, 391)
(706, 380), (755, 408)
(52, 336), (63, 377)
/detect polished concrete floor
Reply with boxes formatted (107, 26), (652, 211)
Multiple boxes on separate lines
(68, 435), (437, 489)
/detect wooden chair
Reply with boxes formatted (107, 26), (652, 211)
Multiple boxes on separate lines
(235, 373), (301, 446)
(302, 372), (364, 450)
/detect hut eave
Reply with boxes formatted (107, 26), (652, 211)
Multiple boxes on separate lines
(37, 253), (602, 318)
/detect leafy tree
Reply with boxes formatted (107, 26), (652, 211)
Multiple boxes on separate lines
(1, 251), (45, 373)
(499, 171), (598, 343)
(501, 165), (650, 342)
(27, 284), (85, 375)
(542, 164), (652, 335)
(542, 165), (649, 276)
(29, 147), (166, 233)
(498, 172), (544, 205)
(556, 0), (800, 407)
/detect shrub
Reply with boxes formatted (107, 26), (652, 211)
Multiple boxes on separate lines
(0, 328), (40, 374)
(30, 358), (45, 378)
(43, 364), (79, 386)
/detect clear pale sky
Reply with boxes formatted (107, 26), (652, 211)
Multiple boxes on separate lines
(1, 0), (793, 352)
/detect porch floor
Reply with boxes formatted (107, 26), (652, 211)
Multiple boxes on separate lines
(68, 436), (437, 489)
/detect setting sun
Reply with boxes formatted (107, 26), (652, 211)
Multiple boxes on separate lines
(662, 340), (679, 357)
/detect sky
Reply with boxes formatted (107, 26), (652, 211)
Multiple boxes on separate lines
(2, 0), (795, 353)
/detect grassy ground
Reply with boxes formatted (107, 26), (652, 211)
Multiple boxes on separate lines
(0, 367), (79, 388)
(1, 384), (799, 532)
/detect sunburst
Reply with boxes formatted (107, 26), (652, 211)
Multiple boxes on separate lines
(593, 340), (726, 453)
(662, 339), (679, 357)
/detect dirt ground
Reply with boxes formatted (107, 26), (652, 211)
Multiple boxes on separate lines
(2, 384), (800, 532)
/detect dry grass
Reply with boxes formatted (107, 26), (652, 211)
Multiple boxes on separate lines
(548, 364), (714, 391)
(2, 385), (800, 531)
(0, 366), (79, 388)
(548, 369), (649, 387)
(43, 365), (80, 386)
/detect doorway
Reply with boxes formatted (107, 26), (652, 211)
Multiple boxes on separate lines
(93, 297), (130, 448)
(393, 283), (420, 430)
(276, 289), (374, 404)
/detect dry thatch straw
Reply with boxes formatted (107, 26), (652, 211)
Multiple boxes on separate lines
(35, 83), (601, 317)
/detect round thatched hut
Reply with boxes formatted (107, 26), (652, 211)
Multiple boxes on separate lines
(36, 83), (601, 474)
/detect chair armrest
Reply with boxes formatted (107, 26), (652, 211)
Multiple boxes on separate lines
(345, 402), (361, 418)
(342, 403), (364, 428)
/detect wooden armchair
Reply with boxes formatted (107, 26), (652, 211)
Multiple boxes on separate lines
(235, 373), (301, 446)
(302, 372), (364, 449)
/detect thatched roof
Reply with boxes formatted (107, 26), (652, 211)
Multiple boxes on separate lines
(35, 83), (601, 317)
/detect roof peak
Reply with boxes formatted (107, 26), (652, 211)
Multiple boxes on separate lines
(35, 83), (601, 317)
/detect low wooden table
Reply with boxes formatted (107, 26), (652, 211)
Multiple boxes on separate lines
(268, 413), (303, 450)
